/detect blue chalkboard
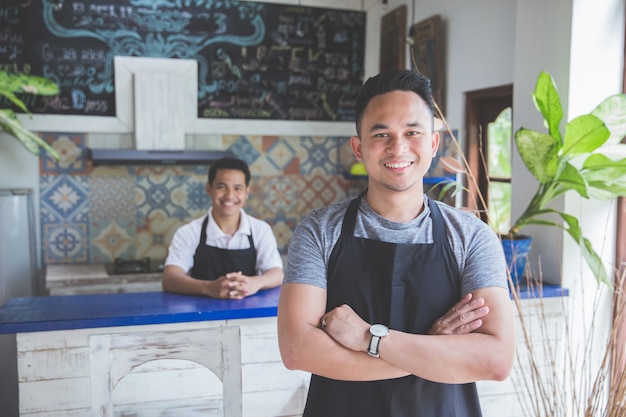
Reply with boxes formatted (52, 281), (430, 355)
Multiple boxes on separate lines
(2, 0), (366, 121)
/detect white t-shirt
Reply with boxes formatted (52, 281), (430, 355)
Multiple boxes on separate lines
(165, 207), (283, 275)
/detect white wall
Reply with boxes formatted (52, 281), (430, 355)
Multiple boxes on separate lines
(398, 0), (517, 131)
(563, 0), (624, 290)
(563, 1), (624, 404)
(511, 0), (575, 284)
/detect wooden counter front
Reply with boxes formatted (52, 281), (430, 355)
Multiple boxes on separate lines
(0, 288), (310, 417)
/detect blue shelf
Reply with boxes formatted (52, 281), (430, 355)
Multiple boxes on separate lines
(343, 174), (454, 184)
(424, 176), (455, 185)
(513, 283), (568, 299)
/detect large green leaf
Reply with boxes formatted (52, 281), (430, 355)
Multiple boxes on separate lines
(559, 212), (609, 285)
(0, 72), (60, 96)
(555, 162), (588, 198)
(1, 71), (61, 161)
(582, 153), (626, 170)
(582, 154), (626, 198)
(515, 128), (559, 183)
(586, 181), (626, 200)
(532, 71), (563, 142)
(0, 90), (29, 114)
(591, 93), (626, 144)
(0, 109), (60, 160)
(561, 114), (609, 158)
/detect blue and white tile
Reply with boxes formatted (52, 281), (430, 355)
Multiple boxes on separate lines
(40, 132), (87, 175)
(224, 135), (261, 168)
(43, 222), (88, 263)
(89, 218), (136, 263)
(299, 136), (340, 175)
(40, 174), (90, 223)
(135, 168), (192, 220)
(90, 168), (135, 220)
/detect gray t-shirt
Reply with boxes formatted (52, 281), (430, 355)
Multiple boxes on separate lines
(284, 195), (508, 296)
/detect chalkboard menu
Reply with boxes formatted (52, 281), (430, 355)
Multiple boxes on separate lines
(1, 0), (366, 121)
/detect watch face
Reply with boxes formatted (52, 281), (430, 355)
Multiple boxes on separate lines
(370, 324), (389, 337)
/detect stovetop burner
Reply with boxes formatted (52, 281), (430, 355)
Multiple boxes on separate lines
(107, 257), (164, 275)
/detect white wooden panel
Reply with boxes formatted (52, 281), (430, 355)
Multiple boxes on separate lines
(185, 133), (223, 150)
(18, 408), (90, 417)
(17, 321), (226, 351)
(242, 362), (310, 393)
(232, 316), (277, 334)
(134, 72), (186, 150)
(112, 360), (223, 403)
(243, 387), (308, 417)
(18, 346), (90, 381)
(115, 56), (197, 149)
(19, 114), (132, 133)
(19, 377), (91, 413)
(87, 133), (134, 149)
(90, 327), (242, 417)
(480, 392), (526, 417)
(113, 398), (223, 417)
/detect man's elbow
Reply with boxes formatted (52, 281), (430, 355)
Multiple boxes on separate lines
(278, 343), (301, 371)
(277, 333), (309, 371)
(161, 274), (174, 293)
(488, 345), (515, 381)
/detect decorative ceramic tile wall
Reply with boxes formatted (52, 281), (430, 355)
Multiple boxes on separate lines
(39, 132), (366, 265)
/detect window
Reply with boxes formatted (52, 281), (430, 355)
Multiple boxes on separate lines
(486, 108), (512, 233)
(464, 85), (513, 233)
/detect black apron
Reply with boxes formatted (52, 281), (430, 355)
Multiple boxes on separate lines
(303, 193), (482, 417)
(189, 216), (257, 281)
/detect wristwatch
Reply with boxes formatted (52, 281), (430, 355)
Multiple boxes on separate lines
(367, 324), (389, 358)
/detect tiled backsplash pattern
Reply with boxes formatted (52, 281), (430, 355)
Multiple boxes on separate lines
(39, 133), (367, 265)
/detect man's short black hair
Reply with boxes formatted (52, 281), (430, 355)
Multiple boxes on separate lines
(208, 157), (251, 186)
(354, 69), (435, 136)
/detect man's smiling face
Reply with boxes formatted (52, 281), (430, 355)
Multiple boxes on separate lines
(206, 168), (250, 219)
(351, 90), (439, 194)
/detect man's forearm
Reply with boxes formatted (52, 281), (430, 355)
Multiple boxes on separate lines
(257, 267), (284, 290)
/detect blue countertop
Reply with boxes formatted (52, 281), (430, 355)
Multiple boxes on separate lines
(0, 287), (281, 334)
(0, 284), (567, 335)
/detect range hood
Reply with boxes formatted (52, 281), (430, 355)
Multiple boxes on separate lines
(87, 149), (234, 166)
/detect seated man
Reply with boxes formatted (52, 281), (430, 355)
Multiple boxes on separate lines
(163, 157), (283, 299)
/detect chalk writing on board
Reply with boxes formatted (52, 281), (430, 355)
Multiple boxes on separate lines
(0, 0), (365, 121)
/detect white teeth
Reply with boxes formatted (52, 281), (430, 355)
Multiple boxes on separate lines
(385, 162), (412, 169)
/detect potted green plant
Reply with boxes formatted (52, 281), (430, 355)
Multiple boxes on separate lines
(506, 71), (626, 286)
(439, 71), (626, 286)
(0, 70), (60, 161)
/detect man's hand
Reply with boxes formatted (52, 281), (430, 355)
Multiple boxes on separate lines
(211, 271), (259, 299)
(319, 293), (489, 352)
(428, 293), (489, 335)
(318, 304), (370, 352)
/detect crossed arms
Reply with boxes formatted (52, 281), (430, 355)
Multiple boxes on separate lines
(277, 282), (515, 384)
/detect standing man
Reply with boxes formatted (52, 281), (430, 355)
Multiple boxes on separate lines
(163, 157), (283, 299)
(277, 70), (515, 416)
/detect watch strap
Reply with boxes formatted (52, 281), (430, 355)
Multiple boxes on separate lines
(367, 334), (382, 358)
